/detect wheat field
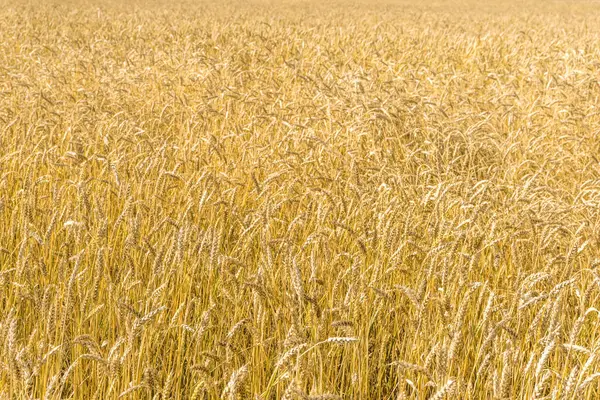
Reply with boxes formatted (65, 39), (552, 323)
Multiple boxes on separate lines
(2, 0), (600, 398)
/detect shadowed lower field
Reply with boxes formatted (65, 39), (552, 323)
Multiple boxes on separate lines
(1, 0), (600, 398)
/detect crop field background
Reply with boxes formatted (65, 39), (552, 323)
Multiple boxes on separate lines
(2, 0), (600, 398)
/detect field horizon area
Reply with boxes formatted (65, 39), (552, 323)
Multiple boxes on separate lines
(2, 1), (600, 398)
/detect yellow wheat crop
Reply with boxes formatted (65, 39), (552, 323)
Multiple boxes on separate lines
(1, 0), (600, 398)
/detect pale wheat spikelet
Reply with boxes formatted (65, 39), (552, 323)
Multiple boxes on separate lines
(169, 302), (185, 327)
(139, 305), (166, 327)
(28, 228), (44, 246)
(128, 306), (166, 352)
(77, 180), (91, 217)
(142, 367), (159, 393)
(162, 238), (177, 274)
(476, 352), (492, 379)
(60, 357), (80, 387)
(162, 371), (174, 399)
(548, 279), (575, 298)
(149, 283), (167, 305)
(43, 373), (60, 400)
(195, 306), (213, 341)
(492, 365), (500, 398)
(523, 351), (537, 377)
(225, 318), (251, 343)
(275, 343), (308, 370)
(110, 162), (121, 187)
(447, 328), (462, 369)
(579, 283), (595, 314)
(577, 353), (596, 384)
(528, 301), (550, 337)
(6, 311), (17, 364)
(396, 380), (407, 400)
(176, 225), (188, 264)
(576, 373), (600, 394)
(561, 365), (578, 400)
(394, 285), (420, 310)
(92, 247), (104, 302)
(416, 290), (430, 330)
(290, 257), (305, 304)
(547, 298), (563, 339)
(16, 233), (28, 276)
(37, 345), (62, 375)
(568, 311), (588, 345)
(533, 370), (551, 400)
(323, 337), (359, 345)
(499, 343), (512, 399)
(73, 335), (102, 357)
(331, 320), (354, 329)
(222, 364), (249, 400)
(46, 303), (57, 341)
(478, 325), (498, 360)
(561, 343), (590, 355)
(60, 251), (84, 340)
(208, 228), (220, 271)
(388, 360), (432, 380)
(519, 294), (548, 311)
(113, 197), (132, 233)
(97, 218), (108, 243)
(424, 343), (440, 371)
(44, 211), (58, 243)
(440, 256), (451, 290)
(437, 347), (448, 378)
(536, 333), (557, 378)
(456, 283), (480, 323)
(308, 246), (320, 284)
(542, 255), (564, 273)
(481, 290), (495, 329)
(190, 381), (206, 400)
(281, 381), (299, 400)
(522, 272), (552, 289)
(119, 384), (147, 398)
(125, 212), (141, 248)
(288, 385), (310, 400)
(153, 246), (165, 276)
(430, 379), (456, 400)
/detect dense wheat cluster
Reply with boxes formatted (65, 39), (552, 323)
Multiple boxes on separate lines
(2, 0), (600, 398)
